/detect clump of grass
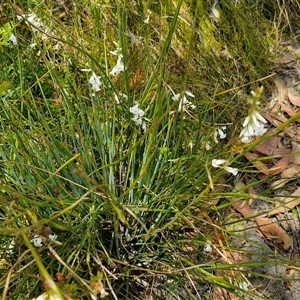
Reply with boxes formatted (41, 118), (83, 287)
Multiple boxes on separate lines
(0, 1), (299, 299)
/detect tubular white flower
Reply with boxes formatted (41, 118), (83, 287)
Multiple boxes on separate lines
(109, 42), (125, 76)
(130, 104), (146, 131)
(31, 235), (43, 247)
(185, 91), (195, 98)
(211, 0), (220, 19)
(129, 104), (144, 117)
(8, 34), (17, 45)
(254, 125), (267, 136)
(49, 234), (57, 241)
(252, 110), (267, 123)
(110, 54), (125, 76)
(250, 90), (257, 97)
(241, 136), (250, 143)
(109, 42), (121, 56)
(240, 127), (249, 138)
(247, 122), (254, 135)
(224, 166), (238, 176)
(242, 116), (250, 127)
(217, 128), (226, 139)
(89, 72), (102, 91)
(212, 159), (238, 176)
(19, 12), (52, 39)
(27, 13), (44, 31)
(172, 91), (196, 111)
(241, 136), (251, 143)
(7, 239), (15, 254)
(212, 159), (226, 167)
(252, 115), (261, 129)
(203, 243), (212, 253)
(240, 109), (267, 143)
(239, 281), (249, 291)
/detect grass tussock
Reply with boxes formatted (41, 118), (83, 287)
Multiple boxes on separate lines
(0, 1), (300, 299)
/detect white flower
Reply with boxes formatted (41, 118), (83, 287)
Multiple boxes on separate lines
(205, 142), (211, 150)
(203, 243), (212, 253)
(8, 33), (17, 45)
(185, 91), (195, 98)
(172, 91), (196, 111)
(212, 159), (226, 168)
(29, 43), (37, 48)
(27, 13), (45, 32)
(240, 110), (267, 143)
(114, 93), (120, 104)
(110, 54), (125, 76)
(31, 235), (43, 247)
(239, 281), (249, 291)
(241, 136), (251, 144)
(130, 104), (146, 131)
(114, 92), (128, 104)
(224, 166), (238, 176)
(211, 0), (220, 19)
(109, 42), (121, 56)
(109, 43), (125, 76)
(144, 9), (151, 24)
(100, 288), (109, 298)
(89, 72), (102, 91)
(7, 239), (15, 254)
(217, 126), (227, 139)
(49, 234), (57, 241)
(253, 110), (267, 123)
(215, 126), (227, 142)
(130, 104), (145, 119)
(212, 159), (238, 176)
(211, 7), (220, 19)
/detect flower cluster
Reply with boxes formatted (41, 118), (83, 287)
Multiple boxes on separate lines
(240, 110), (267, 143)
(129, 103), (146, 131)
(172, 91), (196, 111)
(18, 12), (52, 39)
(86, 42), (125, 94)
(110, 42), (125, 76)
(240, 86), (267, 143)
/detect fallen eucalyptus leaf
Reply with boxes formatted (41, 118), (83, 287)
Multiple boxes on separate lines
(254, 216), (293, 250)
(271, 164), (300, 188)
(288, 92), (300, 107)
(268, 187), (300, 216)
(243, 152), (270, 175)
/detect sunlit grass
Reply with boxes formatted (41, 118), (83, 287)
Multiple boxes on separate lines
(0, 1), (300, 299)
